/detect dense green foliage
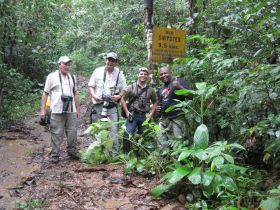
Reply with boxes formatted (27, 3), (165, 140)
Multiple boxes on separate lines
(1, 0), (279, 208)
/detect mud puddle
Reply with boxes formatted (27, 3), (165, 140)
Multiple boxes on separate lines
(0, 124), (45, 209)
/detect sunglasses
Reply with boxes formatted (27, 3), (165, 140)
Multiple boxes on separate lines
(107, 57), (117, 62)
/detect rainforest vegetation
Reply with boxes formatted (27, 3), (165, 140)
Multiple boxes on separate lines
(0, 0), (279, 209)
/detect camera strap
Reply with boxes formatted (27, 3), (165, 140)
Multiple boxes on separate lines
(102, 67), (120, 96)
(59, 72), (75, 112)
(59, 72), (76, 95)
(127, 83), (149, 108)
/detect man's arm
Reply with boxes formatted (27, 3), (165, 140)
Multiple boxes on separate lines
(40, 91), (49, 120)
(73, 91), (80, 118)
(89, 86), (101, 102)
(149, 101), (158, 118)
(172, 77), (190, 90)
(120, 94), (131, 118)
(148, 88), (158, 118)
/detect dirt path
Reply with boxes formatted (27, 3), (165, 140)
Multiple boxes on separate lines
(0, 76), (183, 210)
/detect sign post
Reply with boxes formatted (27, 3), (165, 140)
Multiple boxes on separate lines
(152, 27), (186, 63)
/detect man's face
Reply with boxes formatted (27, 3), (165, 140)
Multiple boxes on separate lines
(138, 71), (148, 83)
(105, 57), (117, 71)
(59, 62), (71, 75)
(160, 68), (172, 83)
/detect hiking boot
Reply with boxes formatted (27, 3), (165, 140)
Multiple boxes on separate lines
(50, 156), (59, 164)
(68, 152), (80, 160)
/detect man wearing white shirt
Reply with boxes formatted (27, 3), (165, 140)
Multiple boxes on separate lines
(40, 56), (80, 163)
(88, 52), (127, 156)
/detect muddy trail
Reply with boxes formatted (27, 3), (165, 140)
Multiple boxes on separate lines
(0, 76), (182, 210)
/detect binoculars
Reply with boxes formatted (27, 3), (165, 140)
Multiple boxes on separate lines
(61, 95), (73, 113)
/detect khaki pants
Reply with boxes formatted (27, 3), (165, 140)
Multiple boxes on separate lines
(158, 115), (187, 148)
(50, 113), (78, 157)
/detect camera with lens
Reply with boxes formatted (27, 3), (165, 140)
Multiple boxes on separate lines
(61, 95), (73, 113)
(40, 113), (50, 126)
(100, 95), (114, 121)
(101, 95), (110, 118)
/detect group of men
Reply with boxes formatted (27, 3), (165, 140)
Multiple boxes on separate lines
(40, 52), (189, 163)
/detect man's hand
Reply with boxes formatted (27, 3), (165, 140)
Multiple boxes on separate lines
(77, 110), (81, 119)
(93, 95), (102, 102)
(125, 110), (132, 119)
(156, 105), (161, 113)
(40, 110), (46, 120)
(111, 94), (121, 103)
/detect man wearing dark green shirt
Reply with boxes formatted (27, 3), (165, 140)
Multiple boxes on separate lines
(121, 67), (157, 153)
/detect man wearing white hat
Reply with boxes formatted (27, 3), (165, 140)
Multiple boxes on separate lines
(88, 52), (127, 156)
(40, 56), (80, 163)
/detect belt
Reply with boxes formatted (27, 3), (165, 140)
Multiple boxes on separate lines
(134, 110), (146, 114)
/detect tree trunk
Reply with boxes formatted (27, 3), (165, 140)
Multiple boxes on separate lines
(188, 0), (198, 35)
(0, 88), (4, 113)
(144, 0), (153, 70)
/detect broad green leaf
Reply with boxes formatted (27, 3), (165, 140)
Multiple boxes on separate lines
(205, 86), (216, 99)
(84, 126), (93, 134)
(223, 154), (234, 164)
(202, 170), (215, 186)
(178, 149), (193, 161)
(175, 89), (197, 96)
(260, 198), (280, 210)
(212, 174), (223, 193)
(195, 82), (207, 90)
(194, 150), (209, 161)
(226, 207), (238, 210)
(220, 164), (247, 176)
(125, 158), (137, 169)
(223, 177), (237, 191)
(102, 139), (113, 150)
(207, 147), (222, 159)
(202, 174), (223, 197)
(168, 167), (190, 184)
(194, 124), (209, 149)
(229, 143), (245, 150)
(136, 163), (144, 173)
(164, 105), (175, 113)
(160, 171), (174, 182)
(212, 156), (225, 168)
(150, 183), (173, 196)
(188, 167), (202, 184)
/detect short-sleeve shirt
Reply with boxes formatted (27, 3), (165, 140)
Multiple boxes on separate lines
(44, 70), (77, 114)
(88, 66), (127, 104)
(123, 81), (157, 113)
(159, 77), (190, 119)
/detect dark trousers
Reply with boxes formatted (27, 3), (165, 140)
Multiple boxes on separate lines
(123, 112), (146, 153)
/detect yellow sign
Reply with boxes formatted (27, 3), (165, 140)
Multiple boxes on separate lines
(152, 27), (186, 63)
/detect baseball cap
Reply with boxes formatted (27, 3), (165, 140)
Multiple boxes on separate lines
(58, 56), (71, 64)
(106, 52), (118, 60)
(138, 67), (149, 74)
